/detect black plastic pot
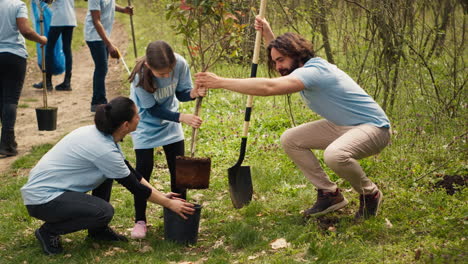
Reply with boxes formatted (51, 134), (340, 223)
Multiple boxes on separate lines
(35, 107), (58, 131)
(163, 204), (202, 245)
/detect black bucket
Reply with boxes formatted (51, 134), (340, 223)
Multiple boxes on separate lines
(35, 107), (58, 131)
(163, 204), (202, 245)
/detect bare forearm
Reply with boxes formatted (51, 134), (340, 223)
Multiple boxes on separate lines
(22, 29), (45, 44)
(115, 5), (126, 13)
(139, 178), (171, 207)
(93, 20), (111, 46)
(217, 77), (282, 96)
(263, 30), (275, 46)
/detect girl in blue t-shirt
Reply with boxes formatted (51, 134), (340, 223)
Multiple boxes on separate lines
(128, 40), (206, 239)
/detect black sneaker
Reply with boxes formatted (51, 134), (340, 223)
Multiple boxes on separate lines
(88, 226), (128, 242)
(32, 81), (53, 91)
(303, 189), (349, 218)
(55, 82), (72, 91)
(34, 228), (63, 255)
(355, 190), (383, 220)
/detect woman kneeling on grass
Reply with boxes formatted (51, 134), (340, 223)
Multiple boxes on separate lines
(20, 96), (195, 255)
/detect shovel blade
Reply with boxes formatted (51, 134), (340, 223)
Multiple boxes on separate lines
(228, 165), (253, 209)
(175, 156), (211, 189)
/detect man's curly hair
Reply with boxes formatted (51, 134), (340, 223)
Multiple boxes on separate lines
(266, 33), (315, 75)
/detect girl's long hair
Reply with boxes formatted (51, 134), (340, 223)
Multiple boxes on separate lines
(129, 40), (176, 93)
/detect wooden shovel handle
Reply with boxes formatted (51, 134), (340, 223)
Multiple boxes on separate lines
(38, 1), (47, 108)
(127, 0), (137, 58)
(242, 0), (267, 137)
(190, 97), (203, 157)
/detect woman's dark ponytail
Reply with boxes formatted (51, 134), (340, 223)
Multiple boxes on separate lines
(94, 96), (135, 135)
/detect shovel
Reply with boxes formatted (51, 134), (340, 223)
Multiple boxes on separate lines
(229, 0), (268, 209)
(127, 0), (138, 58)
(175, 97), (211, 189)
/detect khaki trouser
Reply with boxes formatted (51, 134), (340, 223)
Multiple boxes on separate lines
(280, 120), (391, 195)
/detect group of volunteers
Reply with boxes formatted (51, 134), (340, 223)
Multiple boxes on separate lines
(2, 0), (391, 256)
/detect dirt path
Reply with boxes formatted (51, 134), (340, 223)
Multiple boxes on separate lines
(0, 8), (129, 171)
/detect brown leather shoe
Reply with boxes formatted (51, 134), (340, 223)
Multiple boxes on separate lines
(303, 189), (349, 218)
(355, 190), (383, 220)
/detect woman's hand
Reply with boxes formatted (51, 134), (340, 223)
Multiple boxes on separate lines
(194, 72), (221, 90)
(179, 113), (202, 128)
(165, 192), (185, 201)
(168, 199), (195, 220)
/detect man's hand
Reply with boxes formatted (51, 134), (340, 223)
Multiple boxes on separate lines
(39, 36), (47, 47)
(194, 72), (221, 90)
(254, 15), (275, 44)
(107, 43), (120, 59)
(123, 6), (134, 15)
(179, 113), (202, 128)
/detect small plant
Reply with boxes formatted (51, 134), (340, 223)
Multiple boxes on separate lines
(166, 0), (247, 72)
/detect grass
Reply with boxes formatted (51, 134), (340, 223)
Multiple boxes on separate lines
(0, 1), (466, 263)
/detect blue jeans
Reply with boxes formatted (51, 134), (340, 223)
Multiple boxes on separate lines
(46, 26), (74, 76)
(86, 41), (108, 105)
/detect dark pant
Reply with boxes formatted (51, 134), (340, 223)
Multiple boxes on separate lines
(26, 179), (114, 236)
(0, 52), (26, 132)
(134, 140), (186, 222)
(46, 26), (74, 76)
(86, 41), (108, 105)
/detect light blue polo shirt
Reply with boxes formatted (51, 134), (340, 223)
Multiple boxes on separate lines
(21, 125), (130, 205)
(291, 57), (390, 127)
(0, 0), (28, 59)
(84, 0), (115, 42)
(130, 53), (193, 149)
(50, 0), (77, 27)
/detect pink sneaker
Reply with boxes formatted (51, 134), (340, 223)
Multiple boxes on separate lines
(131, 221), (147, 239)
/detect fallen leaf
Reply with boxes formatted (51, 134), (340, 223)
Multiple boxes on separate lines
(213, 238), (224, 249)
(270, 238), (290, 250)
(385, 218), (393, 228)
(138, 245), (153, 253)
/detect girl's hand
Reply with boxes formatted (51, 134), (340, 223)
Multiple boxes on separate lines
(168, 200), (195, 220)
(190, 84), (207, 98)
(179, 113), (202, 128)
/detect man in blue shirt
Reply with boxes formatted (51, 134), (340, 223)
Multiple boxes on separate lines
(195, 17), (391, 220)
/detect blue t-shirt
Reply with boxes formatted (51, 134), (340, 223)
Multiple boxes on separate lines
(290, 57), (390, 127)
(50, 0), (77, 27)
(130, 53), (193, 149)
(84, 0), (115, 42)
(0, 0), (28, 59)
(21, 125), (130, 205)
